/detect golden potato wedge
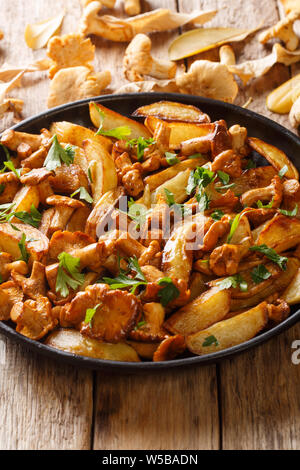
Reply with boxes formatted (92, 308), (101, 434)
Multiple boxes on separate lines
(0, 223), (49, 264)
(89, 101), (151, 140)
(283, 268), (300, 305)
(162, 214), (207, 283)
(145, 116), (215, 150)
(189, 272), (208, 301)
(144, 156), (207, 192)
(0, 280), (23, 321)
(257, 214), (300, 252)
(186, 302), (268, 355)
(82, 138), (118, 204)
(45, 329), (140, 362)
(151, 169), (191, 204)
(248, 137), (299, 180)
(133, 101), (210, 123)
(12, 185), (40, 214)
(164, 287), (231, 336)
(231, 258), (299, 311)
(232, 166), (277, 196)
(50, 121), (112, 153)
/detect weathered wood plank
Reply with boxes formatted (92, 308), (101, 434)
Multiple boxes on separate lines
(92, 0), (220, 451)
(0, 0), (93, 451)
(0, 337), (93, 450)
(178, 0), (293, 131)
(93, 367), (219, 450)
(220, 323), (300, 450)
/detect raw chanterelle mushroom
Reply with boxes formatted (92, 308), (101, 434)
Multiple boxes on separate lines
(259, 10), (300, 51)
(123, 34), (177, 82)
(176, 60), (238, 103)
(289, 96), (300, 129)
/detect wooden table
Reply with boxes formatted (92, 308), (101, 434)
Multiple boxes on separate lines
(0, 0), (300, 451)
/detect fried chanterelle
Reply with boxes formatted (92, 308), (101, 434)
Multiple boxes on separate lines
(0, 99), (299, 363)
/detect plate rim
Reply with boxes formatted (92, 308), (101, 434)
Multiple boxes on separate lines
(1, 91), (299, 372)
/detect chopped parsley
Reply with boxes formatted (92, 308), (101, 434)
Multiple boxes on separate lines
(157, 277), (180, 307)
(84, 303), (103, 328)
(188, 153), (205, 160)
(257, 199), (274, 209)
(249, 244), (288, 271)
(103, 255), (147, 294)
(245, 159), (257, 169)
(18, 233), (29, 263)
(202, 335), (219, 347)
(186, 166), (215, 195)
(227, 213), (243, 243)
(196, 191), (211, 212)
(71, 186), (93, 204)
(164, 188), (192, 217)
(216, 274), (248, 292)
(94, 106), (132, 140)
(278, 165), (288, 179)
(0, 203), (41, 228)
(211, 209), (225, 221)
(127, 137), (156, 161)
(44, 135), (75, 171)
(251, 264), (272, 284)
(3, 160), (21, 178)
(165, 152), (180, 166)
(56, 252), (85, 298)
(279, 204), (298, 217)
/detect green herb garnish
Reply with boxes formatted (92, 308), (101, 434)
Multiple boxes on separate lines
(278, 165), (288, 179)
(249, 244), (288, 270)
(216, 274), (248, 292)
(44, 135), (75, 171)
(56, 252), (85, 298)
(94, 106), (132, 140)
(157, 277), (180, 307)
(18, 233), (29, 263)
(279, 204), (298, 217)
(3, 160), (21, 178)
(71, 186), (93, 204)
(127, 137), (156, 161)
(164, 188), (192, 217)
(245, 159), (257, 169)
(251, 264), (272, 284)
(165, 152), (180, 166)
(103, 256), (147, 294)
(84, 303), (103, 327)
(186, 166), (215, 195)
(211, 209), (225, 221)
(227, 213), (242, 243)
(257, 199), (274, 209)
(202, 335), (219, 347)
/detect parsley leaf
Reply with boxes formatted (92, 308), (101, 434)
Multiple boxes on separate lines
(216, 274), (248, 292)
(217, 170), (230, 185)
(18, 233), (29, 263)
(56, 252), (85, 298)
(44, 135), (75, 171)
(196, 191), (210, 212)
(3, 160), (21, 178)
(12, 204), (42, 228)
(127, 137), (156, 161)
(165, 152), (180, 166)
(71, 186), (93, 204)
(84, 303), (103, 327)
(103, 256), (147, 294)
(211, 209), (225, 221)
(186, 166), (215, 195)
(135, 320), (147, 330)
(120, 202), (149, 229)
(245, 159), (257, 169)
(157, 277), (180, 307)
(279, 204), (298, 217)
(227, 213), (242, 243)
(94, 106), (132, 140)
(202, 335), (219, 347)
(249, 244), (288, 270)
(257, 199), (274, 209)
(188, 153), (205, 160)
(251, 264), (272, 284)
(164, 189), (192, 218)
(278, 165), (288, 179)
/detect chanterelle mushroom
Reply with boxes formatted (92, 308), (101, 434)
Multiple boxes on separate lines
(176, 60), (238, 103)
(125, 0), (141, 16)
(259, 11), (300, 51)
(123, 34), (177, 81)
(241, 176), (283, 208)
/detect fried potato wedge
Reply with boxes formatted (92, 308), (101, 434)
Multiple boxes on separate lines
(164, 287), (231, 336)
(82, 138), (118, 204)
(283, 268), (300, 305)
(145, 116), (215, 150)
(50, 121), (112, 153)
(257, 214), (300, 252)
(144, 156), (207, 192)
(46, 329), (140, 362)
(129, 303), (166, 342)
(12, 185), (40, 214)
(151, 169), (191, 204)
(186, 302), (268, 355)
(231, 257), (299, 311)
(248, 137), (299, 180)
(89, 101), (151, 140)
(133, 101), (210, 123)
(0, 223), (49, 264)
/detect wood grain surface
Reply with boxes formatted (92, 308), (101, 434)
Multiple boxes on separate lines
(0, 0), (299, 450)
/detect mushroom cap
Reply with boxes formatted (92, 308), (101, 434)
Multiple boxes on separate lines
(176, 60), (238, 103)
(289, 96), (300, 128)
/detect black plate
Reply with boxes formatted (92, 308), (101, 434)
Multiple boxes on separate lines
(0, 92), (299, 372)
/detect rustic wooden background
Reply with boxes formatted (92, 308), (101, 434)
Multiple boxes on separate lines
(0, 0), (300, 450)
